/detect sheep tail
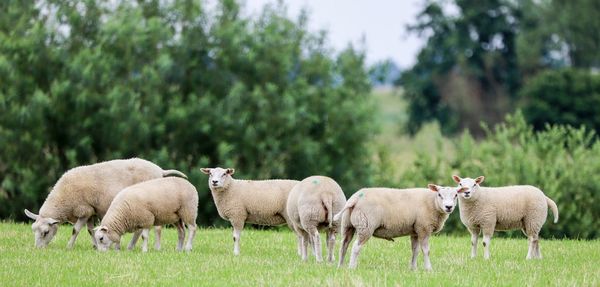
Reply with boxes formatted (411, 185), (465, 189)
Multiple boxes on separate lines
(333, 195), (358, 222)
(546, 196), (559, 223)
(162, 169), (188, 179)
(322, 194), (334, 228)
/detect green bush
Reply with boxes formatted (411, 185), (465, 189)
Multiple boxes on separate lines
(393, 112), (600, 239)
(0, 1), (375, 224)
(521, 69), (600, 132)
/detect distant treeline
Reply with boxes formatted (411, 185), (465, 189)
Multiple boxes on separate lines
(400, 0), (600, 136)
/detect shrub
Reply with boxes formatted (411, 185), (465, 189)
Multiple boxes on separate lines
(393, 112), (600, 239)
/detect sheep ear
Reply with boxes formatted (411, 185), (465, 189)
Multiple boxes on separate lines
(475, 176), (485, 184)
(427, 184), (439, 192)
(24, 209), (39, 220)
(226, 168), (235, 175)
(452, 175), (462, 183)
(200, 168), (211, 174)
(48, 218), (59, 225)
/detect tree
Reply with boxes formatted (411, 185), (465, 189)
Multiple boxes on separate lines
(0, 0), (376, 224)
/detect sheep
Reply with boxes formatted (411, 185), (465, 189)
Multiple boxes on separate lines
(286, 175), (347, 262)
(24, 158), (187, 249)
(452, 175), (559, 260)
(94, 176), (198, 252)
(200, 167), (299, 256)
(335, 184), (466, 270)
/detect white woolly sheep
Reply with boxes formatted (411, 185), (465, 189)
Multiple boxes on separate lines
(335, 184), (466, 270)
(452, 175), (559, 260)
(286, 175), (346, 262)
(200, 167), (299, 256)
(24, 158), (186, 249)
(94, 177), (198, 252)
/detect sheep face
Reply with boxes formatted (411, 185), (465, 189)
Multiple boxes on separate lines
(200, 167), (235, 190)
(24, 209), (59, 248)
(428, 184), (465, 214)
(94, 226), (114, 252)
(452, 175), (484, 199)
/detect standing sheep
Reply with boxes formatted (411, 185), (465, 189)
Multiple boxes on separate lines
(335, 184), (466, 270)
(24, 158), (186, 249)
(200, 167), (299, 256)
(286, 175), (346, 262)
(94, 177), (198, 252)
(452, 175), (559, 260)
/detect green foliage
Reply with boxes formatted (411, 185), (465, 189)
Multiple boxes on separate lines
(388, 112), (600, 239)
(402, 0), (600, 135)
(0, 1), (375, 224)
(521, 69), (600, 132)
(1, 224), (599, 285)
(401, 0), (522, 135)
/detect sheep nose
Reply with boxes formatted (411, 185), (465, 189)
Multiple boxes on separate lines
(212, 180), (218, 184)
(445, 205), (453, 210)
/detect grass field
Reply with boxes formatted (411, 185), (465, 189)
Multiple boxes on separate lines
(1, 223), (598, 286)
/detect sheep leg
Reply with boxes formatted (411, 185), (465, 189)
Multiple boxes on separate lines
(141, 229), (150, 252)
(300, 230), (310, 261)
(482, 228), (493, 260)
(348, 234), (369, 269)
(527, 233), (541, 259)
(232, 221), (245, 256)
(419, 234), (433, 271)
(114, 241), (121, 251)
(67, 217), (88, 249)
(184, 223), (197, 251)
(176, 221), (185, 251)
(326, 229), (336, 262)
(296, 233), (303, 256)
(410, 235), (419, 270)
(535, 239), (542, 259)
(154, 226), (162, 251)
(128, 230), (142, 250)
(469, 227), (480, 258)
(307, 227), (323, 262)
(86, 219), (97, 249)
(338, 227), (354, 267)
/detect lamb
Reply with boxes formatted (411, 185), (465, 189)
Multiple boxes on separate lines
(452, 175), (559, 260)
(335, 184), (466, 270)
(94, 177), (198, 252)
(286, 175), (346, 262)
(24, 158), (187, 249)
(200, 167), (299, 256)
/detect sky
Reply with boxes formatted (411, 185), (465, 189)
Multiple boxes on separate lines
(243, 0), (425, 68)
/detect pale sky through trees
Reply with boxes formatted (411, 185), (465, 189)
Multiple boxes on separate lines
(243, 0), (424, 68)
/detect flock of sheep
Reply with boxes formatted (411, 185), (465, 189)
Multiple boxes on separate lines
(24, 158), (559, 270)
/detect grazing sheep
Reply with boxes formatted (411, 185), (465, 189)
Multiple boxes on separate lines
(286, 175), (346, 262)
(24, 158), (186, 249)
(335, 184), (466, 270)
(452, 175), (559, 260)
(200, 167), (299, 256)
(94, 177), (198, 252)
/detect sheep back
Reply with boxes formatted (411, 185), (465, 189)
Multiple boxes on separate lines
(459, 185), (549, 231)
(39, 158), (166, 222)
(350, 188), (447, 239)
(213, 179), (299, 226)
(102, 177), (198, 236)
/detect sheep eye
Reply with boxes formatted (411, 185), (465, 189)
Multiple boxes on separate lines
(221, 174), (227, 177)
(42, 231), (49, 237)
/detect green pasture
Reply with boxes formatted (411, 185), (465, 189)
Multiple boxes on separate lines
(0, 223), (597, 286)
